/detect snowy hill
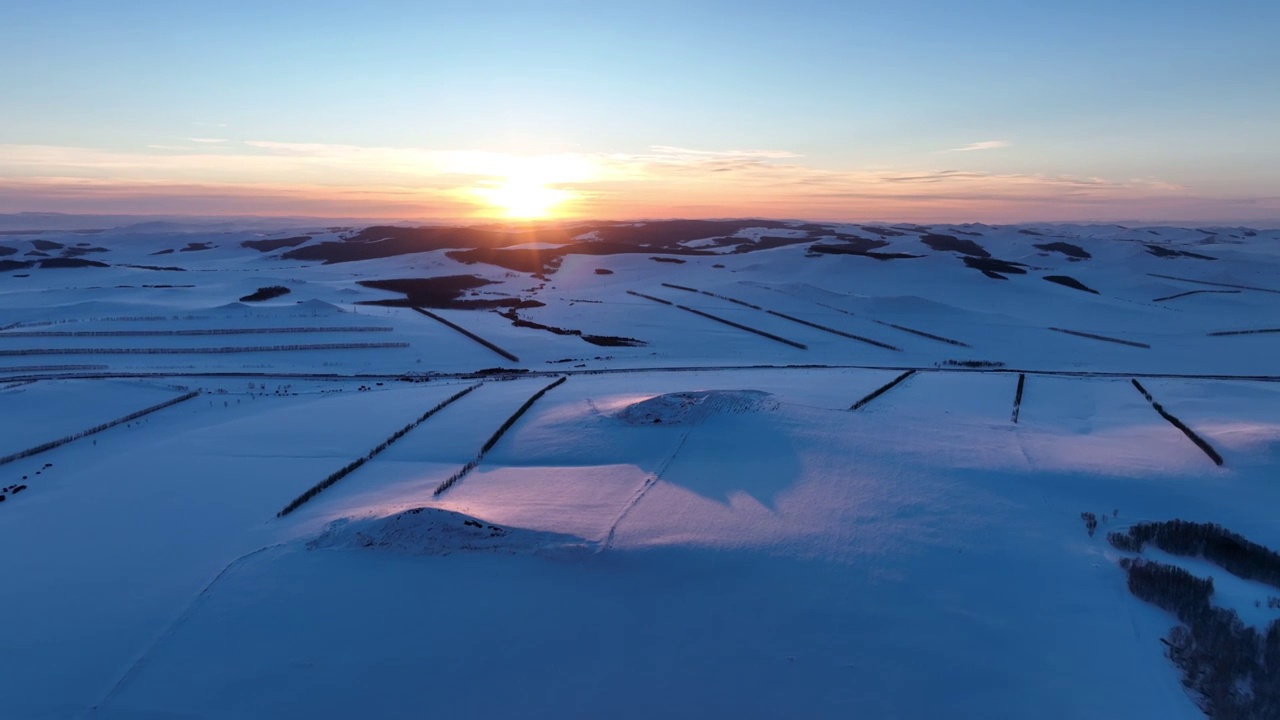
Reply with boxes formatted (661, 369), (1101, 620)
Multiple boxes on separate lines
(0, 218), (1277, 718)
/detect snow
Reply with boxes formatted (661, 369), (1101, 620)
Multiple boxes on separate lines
(0, 219), (1277, 718)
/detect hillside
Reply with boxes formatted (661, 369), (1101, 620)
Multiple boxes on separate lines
(0, 218), (1277, 718)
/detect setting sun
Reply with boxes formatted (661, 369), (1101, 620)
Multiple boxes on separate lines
(476, 179), (573, 219)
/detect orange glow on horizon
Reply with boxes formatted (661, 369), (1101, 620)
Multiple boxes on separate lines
(474, 179), (574, 219)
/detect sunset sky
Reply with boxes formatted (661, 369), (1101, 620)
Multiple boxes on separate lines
(2, 0), (1277, 223)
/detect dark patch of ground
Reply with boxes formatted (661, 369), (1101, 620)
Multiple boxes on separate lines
(358, 275), (540, 310)
(37, 258), (109, 269)
(284, 225), (580, 264)
(150, 248), (175, 255)
(30, 239), (64, 251)
(240, 285), (291, 302)
(594, 268), (613, 275)
(962, 256), (1026, 275)
(727, 235), (822, 253)
(809, 244), (921, 260)
(59, 246), (109, 258)
(650, 256), (686, 264)
(180, 242), (213, 252)
(0, 260), (34, 272)
(1043, 275), (1099, 294)
(284, 220), (819, 270)
(1017, 228), (1046, 236)
(242, 235), (312, 252)
(0, 246), (16, 257)
(920, 233), (990, 257)
(1034, 241), (1091, 259)
(593, 219), (812, 246)
(495, 308), (645, 347)
(857, 226), (908, 237)
(26, 250), (49, 257)
(826, 235), (891, 253)
(120, 264), (187, 271)
(446, 246), (565, 274)
(1145, 244), (1218, 260)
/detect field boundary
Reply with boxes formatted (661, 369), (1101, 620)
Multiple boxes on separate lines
(1130, 379), (1224, 466)
(660, 282), (763, 309)
(1148, 273), (1280, 295)
(3, 365), (1280, 384)
(433, 376), (568, 496)
(1011, 373), (1026, 423)
(765, 310), (901, 351)
(626, 290), (672, 305)
(0, 389), (200, 466)
(850, 370), (915, 411)
(0, 326), (392, 338)
(410, 307), (519, 362)
(1048, 327), (1151, 349)
(1206, 328), (1280, 337)
(0, 343), (408, 356)
(276, 383), (482, 517)
(675, 305), (807, 349)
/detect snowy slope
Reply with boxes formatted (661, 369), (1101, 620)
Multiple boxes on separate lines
(0, 219), (1276, 719)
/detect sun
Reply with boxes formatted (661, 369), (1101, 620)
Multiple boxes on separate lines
(462, 154), (593, 220)
(478, 179), (571, 220)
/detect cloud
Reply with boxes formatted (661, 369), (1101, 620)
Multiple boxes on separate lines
(4, 138), (1257, 223)
(947, 140), (1011, 152)
(187, 138), (228, 144)
(647, 145), (800, 160)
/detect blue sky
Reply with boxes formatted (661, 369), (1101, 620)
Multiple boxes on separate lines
(2, 0), (1277, 221)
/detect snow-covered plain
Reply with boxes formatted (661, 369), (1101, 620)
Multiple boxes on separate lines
(0, 218), (1277, 718)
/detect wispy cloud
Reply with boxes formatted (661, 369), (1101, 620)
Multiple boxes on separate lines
(648, 146), (800, 160)
(947, 140), (1011, 152)
(1, 138), (1252, 223)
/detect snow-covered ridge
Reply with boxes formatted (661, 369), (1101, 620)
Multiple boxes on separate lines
(308, 506), (592, 556)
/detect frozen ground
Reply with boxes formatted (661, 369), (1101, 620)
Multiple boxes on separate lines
(0, 218), (1276, 718)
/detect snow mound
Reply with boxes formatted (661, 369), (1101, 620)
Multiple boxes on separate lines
(614, 390), (778, 425)
(294, 298), (344, 313)
(308, 507), (590, 556)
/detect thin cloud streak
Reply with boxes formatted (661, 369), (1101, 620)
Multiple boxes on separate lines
(647, 146), (801, 159)
(947, 140), (1011, 152)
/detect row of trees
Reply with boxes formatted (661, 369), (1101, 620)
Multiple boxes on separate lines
(433, 376), (568, 496)
(0, 326), (391, 338)
(276, 383), (481, 517)
(0, 342), (408, 356)
(1109, 519), (1280, 588)
(0, 390), (199, 466)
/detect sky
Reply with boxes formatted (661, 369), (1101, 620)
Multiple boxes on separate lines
(1, 0), (1278, 223)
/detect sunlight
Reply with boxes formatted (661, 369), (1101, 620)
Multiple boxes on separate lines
(476, 179), (572, 219)
(461, 153), (596, 219)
